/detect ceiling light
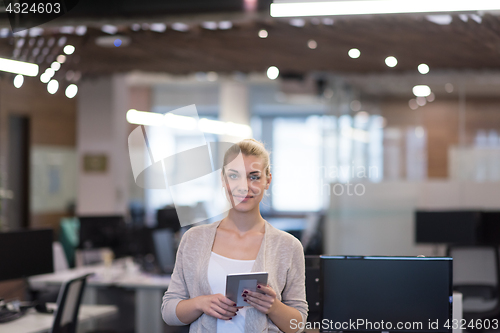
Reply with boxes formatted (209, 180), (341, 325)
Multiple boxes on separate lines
(127, 109), (164, 126)
(57, 55), (66, 63)
(418, 63), (429, 74)
(75, 26), (87, 36)
(426, 15), (452, 25)
(218, 21), (233, 30)
(289, 18), (305, 27)
(202, 22), (218, 30)
(51, 61), (61, 71)
(131, 24), (141, 31)
(322, 18), (334, 25)
(65, 84), (78, 98)
(40, 73), (51, 83)
(416, 96), (427, 106)
(57, 37), (67, 46)
(445, 83), (454, 93)
(171, 23), (189, 32)
(0, 57), (38, 76)
(270, 0), (500, 17)
(59, 26), (74, 34)
(45, 68), (55, 77)
(307, 39), (317, 49)
(164, 113), (197, 130)
(14, 75), (24, 88)
(96, 35), (131, 47)
(258, 29), (268, 38)
(198, 118), (227, 134)
(47, 79), (59, 94)
(101, 25), (118, 34)
(267, 66), (279, 80)
(150, 23), (167, 32)
(385, 56), (397, 67)
(470, 14), (482, 23)
(348, 48), (360, 58)
(350, 100), (362, 111)
(63, 45), (75, 55)
(413, 85), (431, 97)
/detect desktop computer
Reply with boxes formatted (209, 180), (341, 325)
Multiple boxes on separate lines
(0, 229), (54, 323)
(78, 215), (127, 258)
(320, 256), (453, 333)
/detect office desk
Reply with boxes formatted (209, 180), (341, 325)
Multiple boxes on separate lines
(29, 260), (170, 333)
(0, 304), (118, 333)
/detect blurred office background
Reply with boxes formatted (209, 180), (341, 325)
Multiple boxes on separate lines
(1, 0), (500, 331)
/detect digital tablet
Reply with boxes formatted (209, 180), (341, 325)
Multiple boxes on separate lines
(225, 272), (268, 307)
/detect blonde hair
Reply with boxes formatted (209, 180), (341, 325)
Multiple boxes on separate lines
(222, 138), (271, 178)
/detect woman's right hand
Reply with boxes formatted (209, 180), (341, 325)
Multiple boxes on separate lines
(197, 294), (241, 320)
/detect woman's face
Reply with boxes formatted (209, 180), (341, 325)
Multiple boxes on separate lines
(222, 154), (271, 212)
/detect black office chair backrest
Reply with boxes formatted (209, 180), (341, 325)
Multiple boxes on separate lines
(51, 274), (92, 333)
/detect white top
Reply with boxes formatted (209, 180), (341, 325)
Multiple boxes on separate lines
(207, 251), (255, 333)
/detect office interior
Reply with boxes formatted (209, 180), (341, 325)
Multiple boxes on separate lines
(1, 0), (500, 332)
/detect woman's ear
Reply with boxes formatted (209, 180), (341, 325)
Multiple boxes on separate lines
(265, 173), (272, 189)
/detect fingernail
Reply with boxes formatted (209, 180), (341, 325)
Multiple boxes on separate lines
(244, 299), (247, 302)
(229, 317), (232, 320)
(236, 309), (239, 312)
(234, 313), (237, 316)
(233, 303), (237, 306)
(242, 294), (247, 297)
(243, 290), (248, 294)
(257, 285), (261, 288)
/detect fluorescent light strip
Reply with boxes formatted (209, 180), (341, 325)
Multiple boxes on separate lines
(0, 57), (39, 76)
(270, 0), (500, 17)
(126, 109), (253, 138)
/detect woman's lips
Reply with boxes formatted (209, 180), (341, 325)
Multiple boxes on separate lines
(234, 195), (253, 201)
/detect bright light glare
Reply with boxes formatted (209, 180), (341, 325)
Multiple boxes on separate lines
(51, 61), (61, 71)
(47, 80), (59, 94)
(40, 73), (51, 83)
(270, 0), (500, 17)
(57, 55), (66, 63)
(267, 66), (279, 80)
(307, 39), (317, 49)
(385, 56), (398, 67)
(65, 84), (78, 98)
(13, 75), (24, 88)
(127, 109), (164, 126)
(63, 45), (75, 55)
(225, 122), (252, 138)
(413, 85), (431, 97)
(164, 113), (197, 130)
(45, 68), (55, 78)
(0, 57), (38, 76)
(127, 110), (252, 137)
(348, 48), (360, 58)
(258, 29), (268, 38)
(418, 63), (430, 74)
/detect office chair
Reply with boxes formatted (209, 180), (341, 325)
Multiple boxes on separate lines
(51, 273), (92, 333)
(448, 246), (500, 324)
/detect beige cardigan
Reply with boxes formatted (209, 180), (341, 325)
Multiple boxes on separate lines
(161, 219), (308, 332)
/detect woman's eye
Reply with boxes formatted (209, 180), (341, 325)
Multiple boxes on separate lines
(250, 175), (261, 181)
(229, 174), (238, 179)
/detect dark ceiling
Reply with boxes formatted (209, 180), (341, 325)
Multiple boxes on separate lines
(1, 12), (500, 80)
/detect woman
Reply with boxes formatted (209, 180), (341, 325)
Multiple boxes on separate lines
(161, 138), (308, 332)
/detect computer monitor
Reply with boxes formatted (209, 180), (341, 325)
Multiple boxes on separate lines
(78, 215), (125, 254)
(152, 228), (176, 274)
(0, 229), (54, 282)
(415, 210), (480, 245)
(156, 208), (180, 232)
(321, 256), (452, 333)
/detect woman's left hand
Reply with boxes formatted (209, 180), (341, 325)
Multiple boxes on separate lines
(242, 284), (280, 315)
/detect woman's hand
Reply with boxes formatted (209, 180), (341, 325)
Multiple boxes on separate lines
(242, 284), (280, 315)
(197, 294), (242, 320)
